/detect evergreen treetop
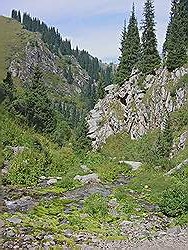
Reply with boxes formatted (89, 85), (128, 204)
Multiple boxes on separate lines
(164, 0), (188, 71)
(140, 0), (161, 74)
(115, 4), (141, 85)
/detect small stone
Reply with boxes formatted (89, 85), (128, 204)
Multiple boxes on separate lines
(43, 241), (51, 246)
(130, 215), (140, 220)
(60, 218), (69, 224)
(13, 245), (19, 249)
(50, 241), (56, 245)
(80, 165), (90, 173)
(108, 198), (118, 208)
(119, 161), (142, 171)
(5, 230), (15, 237)
(80, 214), (88, 219)
(120, 220), (133, 227)
(12, 146), (25, 155)
(7, 217), (22, 224)
(24, 235), (33, 241)
(56, 177), (62, 180)
(47, 179), (57, 185)
(44, 235), (54, 241)
(64, 207), (72, 214)
(135, 207), (141, 212)
(64, 229), (73, 238)
(74, 173), (100, 184)
(39, 176), (46, 180)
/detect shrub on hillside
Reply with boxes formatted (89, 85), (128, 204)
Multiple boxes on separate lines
(6, 148), (47, 185)
(159, 182), (188, 217)
(84, 193), (108, 218)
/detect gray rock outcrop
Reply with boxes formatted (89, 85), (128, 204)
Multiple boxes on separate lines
(9, 38), (90, 97)
(165, 159), (188, 176)
(87, 67), (188, 149)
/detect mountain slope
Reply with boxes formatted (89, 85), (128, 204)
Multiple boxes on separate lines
(0, 16), (31, 81)
(0, 16), (90, 101)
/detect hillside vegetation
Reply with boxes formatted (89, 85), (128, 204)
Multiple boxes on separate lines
(0, 16), (36, 81)
(0, 0), (188, 248)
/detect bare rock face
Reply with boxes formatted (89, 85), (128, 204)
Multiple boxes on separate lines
(87, 67), (188, 149)
(9, 39), (89, 97)
(171, 131), (188, 158)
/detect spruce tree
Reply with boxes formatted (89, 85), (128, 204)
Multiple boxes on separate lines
(115, 5), (141, 85)
(164, 0), (187, 70)
(155, 115), (173, 159)
(2, 72), (14, 102)
(26, 68), (56, 132)
(12, 68), (56, 133)
(163, 0), (179, 55)
(114, 19), (127, 85)
(97, 74), (106, 100)
(140, 0), (161, 74)
(17, 11), (21, 23)
(11, 10), (17, 20)
(74, 115), (92, 152)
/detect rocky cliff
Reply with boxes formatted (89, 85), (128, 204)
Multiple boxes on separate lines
(87, 67), (188, 149)
(0, 16), (90, 101)
(9, 35), (89, 98)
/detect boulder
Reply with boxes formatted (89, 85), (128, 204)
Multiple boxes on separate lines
(2, 160), (10, 175)
(119, 161), (142, 171)
(46, 178), (58, 185)
(0, 219), (5, 228)
(7, 217), (22, 225)
(74, 173), (100, 184)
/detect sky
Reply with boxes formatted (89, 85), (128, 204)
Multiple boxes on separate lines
(0, 0), (171, 63)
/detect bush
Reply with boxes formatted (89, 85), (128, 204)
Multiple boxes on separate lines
(84, 193), (108, 218)
(6, 148), (47, 185)
(159, 182), (188, 217)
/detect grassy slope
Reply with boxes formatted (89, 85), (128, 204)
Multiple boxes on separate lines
(0, 103), (187, 248)
(0, 16), (36, 82)
(0, 16), (87, 109)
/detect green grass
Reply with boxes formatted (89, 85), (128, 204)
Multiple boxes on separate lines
(83, 152), (130, 183)
(0, 16), (37, 82)
(1, 110), (84, 187)
(100, 131), (158, 163)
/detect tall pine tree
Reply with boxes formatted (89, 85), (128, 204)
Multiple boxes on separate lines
(114, 19), (127, 85)
(140, 0), (161, 74)
(12, 68), (56, 133)
(163, 0), (179, 56)
(11, 10), (17, 20)
(2, 72), (14, 103)
(97, 73), (106, 100)
(17, 11), (21, 23)
(164, 0), (188, 70)
(115, 5), (141, 85)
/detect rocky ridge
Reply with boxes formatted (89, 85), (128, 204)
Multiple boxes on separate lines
(9, 37), (90, 97)
(87, 67), (188, 149)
